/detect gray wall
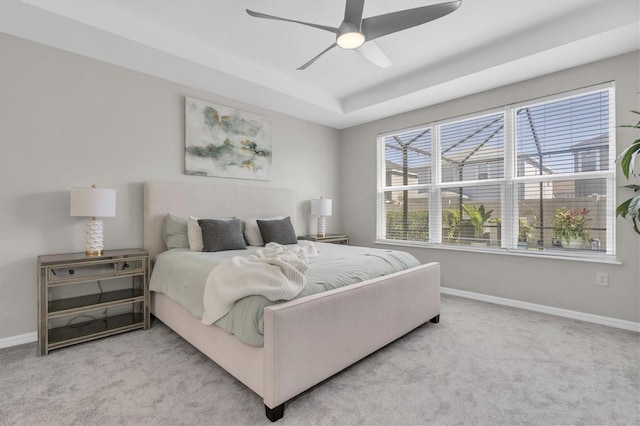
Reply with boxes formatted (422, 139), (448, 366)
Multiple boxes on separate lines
(339, 52), (640, 323)
(0, 34), (341, 340)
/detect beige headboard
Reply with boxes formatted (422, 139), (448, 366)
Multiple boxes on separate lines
(143, 181), (298, 259)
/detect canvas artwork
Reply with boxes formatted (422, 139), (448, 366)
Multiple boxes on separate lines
(185, 97), (272, 180)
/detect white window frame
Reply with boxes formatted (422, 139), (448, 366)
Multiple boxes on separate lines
(376, 83), (617, 262)
(376, 123), (433, 245)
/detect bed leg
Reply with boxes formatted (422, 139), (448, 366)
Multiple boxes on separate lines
(265, 403), (284, 422)
(430, 314), (440, 323)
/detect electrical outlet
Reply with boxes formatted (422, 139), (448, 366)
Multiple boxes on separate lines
(596, 272), (609, 287)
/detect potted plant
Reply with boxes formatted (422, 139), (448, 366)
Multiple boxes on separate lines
(518, 219), (535, 249)
(552, 207), (591, 248)
(616, 110), (640, 234)
(443, 209), (461, 241)
(462, 203), (493, 245)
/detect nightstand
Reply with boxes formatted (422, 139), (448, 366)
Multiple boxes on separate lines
(298, 234), (350, 245)
(37, 248), (149, 356)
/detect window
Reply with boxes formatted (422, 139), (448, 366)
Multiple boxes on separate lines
(377, 83), (616, 259)
(379, 127), (431, 242)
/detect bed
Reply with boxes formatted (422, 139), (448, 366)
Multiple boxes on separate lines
(143, 180), (441, 421)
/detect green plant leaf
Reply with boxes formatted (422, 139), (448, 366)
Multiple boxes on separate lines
(629, 194), (640, 214)
(617, 139), (640, 178)
(462, 204), (493, 238)
(618, 110), (640, 235)
(617, 194), (640, 234)
(616, 199), (632, 218)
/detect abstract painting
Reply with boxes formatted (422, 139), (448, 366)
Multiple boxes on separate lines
(185, 97), (272, 180)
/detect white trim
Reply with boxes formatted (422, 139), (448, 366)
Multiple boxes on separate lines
(374, 239), (621, 264)
(441, 287), (639, 332)
(0, 331), (37, 349)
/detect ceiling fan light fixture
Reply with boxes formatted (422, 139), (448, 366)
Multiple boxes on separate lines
(248, 0), (463, 69)
(336, 32), (365, 49)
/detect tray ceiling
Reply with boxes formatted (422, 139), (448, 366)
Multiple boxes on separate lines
(2, 0), (638, 129)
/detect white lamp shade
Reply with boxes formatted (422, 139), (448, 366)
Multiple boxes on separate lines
(310, 198), (332, 216)
(70, 187), (116, 217)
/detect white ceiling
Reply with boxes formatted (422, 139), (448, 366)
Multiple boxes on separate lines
(1, 0), (638, 129)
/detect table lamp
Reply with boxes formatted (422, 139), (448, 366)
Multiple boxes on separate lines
(70, 185), (116, 256)
(310, 197), (332, 238)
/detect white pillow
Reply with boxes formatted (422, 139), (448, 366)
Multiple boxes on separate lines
(187, 216), (203, 251)
(242, 216), (284, 246)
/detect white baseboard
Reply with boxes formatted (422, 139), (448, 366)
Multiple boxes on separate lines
(441, 287), (640, 333)
(0, 332), (37, 350)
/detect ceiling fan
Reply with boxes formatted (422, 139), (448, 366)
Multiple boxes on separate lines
(246, 0), (462, 70)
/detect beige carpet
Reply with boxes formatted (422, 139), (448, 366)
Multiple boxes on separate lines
(1, 294), (638, 425)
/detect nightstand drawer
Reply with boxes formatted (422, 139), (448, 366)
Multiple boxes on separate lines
(46, 256), (146, 285)
(49, 263), (114, 280)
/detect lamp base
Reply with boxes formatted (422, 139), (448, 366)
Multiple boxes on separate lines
(85, 219), (105, 257)
(316, 216), (327, 239)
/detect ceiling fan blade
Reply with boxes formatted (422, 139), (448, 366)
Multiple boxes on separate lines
(297, 43), (338, 70)
(343, 0), (365, 28)
(246, 9), (340, 34)
(361, 0), (461, 41)
(356, 41), (392, 68)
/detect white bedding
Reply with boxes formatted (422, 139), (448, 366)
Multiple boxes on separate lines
(201, 242), (318, 324)
(150, 242), (421, 346)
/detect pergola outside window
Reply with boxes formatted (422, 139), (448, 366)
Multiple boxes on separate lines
(377, 83), (615, 260)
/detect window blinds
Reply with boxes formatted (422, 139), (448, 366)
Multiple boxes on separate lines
(377, 83), (615, 258)
(511, 88), (613, 253)
(380, 128), (431, 242)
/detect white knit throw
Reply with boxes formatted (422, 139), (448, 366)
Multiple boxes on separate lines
(201, 242), (318, 325)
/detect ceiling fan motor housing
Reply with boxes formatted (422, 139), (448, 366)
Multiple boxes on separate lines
(337, 22), (365, 49)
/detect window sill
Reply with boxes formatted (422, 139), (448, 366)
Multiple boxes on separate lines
(374, 239), (622, 265)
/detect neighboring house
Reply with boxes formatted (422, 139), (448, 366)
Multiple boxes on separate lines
(385, 133), (609, 203)
(384, 159), (418, 203)
(572, 133), (609, 197)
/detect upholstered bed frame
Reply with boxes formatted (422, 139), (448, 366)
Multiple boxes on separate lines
(143, 180), (441, 421)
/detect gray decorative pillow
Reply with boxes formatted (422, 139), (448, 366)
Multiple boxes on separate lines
(257, 216), (297, 245)
(242, 216), (284, 246)
(198, 219), (247, 252)
(162, 214), (189, 249)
